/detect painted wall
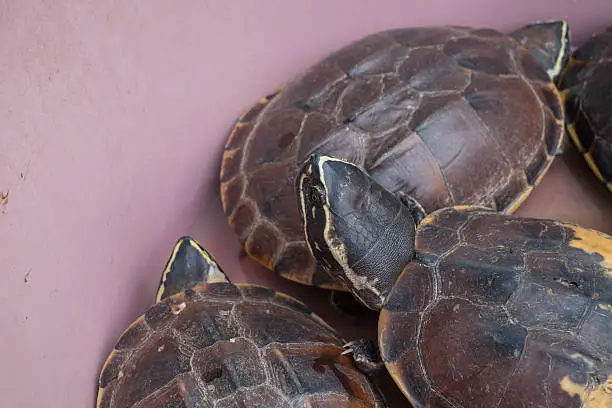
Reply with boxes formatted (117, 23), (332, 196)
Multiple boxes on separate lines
(1, 1), (611, 406)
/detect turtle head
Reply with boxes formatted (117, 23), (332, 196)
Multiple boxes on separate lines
(155, 236), (230, 303)
(509, 20), (571, 83)
(296, 153), (418, 311)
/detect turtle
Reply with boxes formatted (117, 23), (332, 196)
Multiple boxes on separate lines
(296, 152), (612, 407)
(219, 20), (572, 302)
(557, 24), (612, 192)
(96, 236), (387, 408)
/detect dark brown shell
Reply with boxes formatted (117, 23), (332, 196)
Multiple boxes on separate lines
(559, 25), (612, 191)
(97, 283), (385, 408)
(380, 206), (612, 407)
(220, 26), (564, 290)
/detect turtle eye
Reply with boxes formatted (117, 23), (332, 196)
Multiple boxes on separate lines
(309, 185), (326, 207)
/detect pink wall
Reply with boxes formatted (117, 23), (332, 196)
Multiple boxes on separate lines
(1, 1), (611, 406)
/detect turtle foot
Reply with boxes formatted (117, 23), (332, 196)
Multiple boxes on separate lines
(342, 338), (385, 376)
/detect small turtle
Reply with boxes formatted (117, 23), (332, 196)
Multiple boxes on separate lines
(219, 20), (570, 297)
(558, 25), (612, 192)
(96, 236), (386, 408)
(297, 153), (612, 407)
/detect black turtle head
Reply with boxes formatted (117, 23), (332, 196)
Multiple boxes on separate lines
(155, 236), (230, 303)
(296, 153), (418, 310)
(509, 19), (571, 83)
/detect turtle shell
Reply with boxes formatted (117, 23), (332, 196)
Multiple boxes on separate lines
(379, 206), (612, 407)
(220, 26), (565, 290)
(97, 283), (385, 408)
(558, 25), (612, 191)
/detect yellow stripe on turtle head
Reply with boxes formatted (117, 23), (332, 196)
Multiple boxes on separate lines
(155, 237), (228, 303)
(549, 20), (570, 81)
(95, 387), (105, 408)
(156, 240), (184, 302)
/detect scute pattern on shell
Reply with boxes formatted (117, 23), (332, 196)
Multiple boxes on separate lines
(380, 207), (612, 408)
(220, 26), (564, 289)
(559, 25), (612, 190)
(97, 283), (385, 408)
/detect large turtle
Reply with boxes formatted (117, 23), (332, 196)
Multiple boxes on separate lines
(558, 24), (612, 192)
(96, 236), (386, 408)
(219, 20), (571, 297)
(296, 152), (612, 407)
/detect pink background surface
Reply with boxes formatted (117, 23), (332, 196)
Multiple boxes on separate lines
(1, 2), (612, 407)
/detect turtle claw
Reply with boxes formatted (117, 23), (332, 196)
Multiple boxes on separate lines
(341, 341), (355, 356)
(340, 338), (386, 377)
(343, 339), (360, 349)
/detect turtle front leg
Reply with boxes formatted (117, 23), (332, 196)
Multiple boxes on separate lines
(396, 192), (427, 226)
(342, 338), (386, 376)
